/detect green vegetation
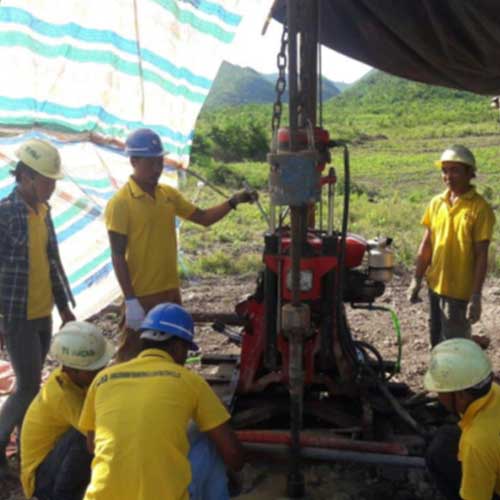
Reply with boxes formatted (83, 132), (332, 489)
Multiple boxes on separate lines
(180, 70), (500, 278)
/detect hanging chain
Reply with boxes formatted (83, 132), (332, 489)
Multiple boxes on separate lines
(271, 24), (288, 134)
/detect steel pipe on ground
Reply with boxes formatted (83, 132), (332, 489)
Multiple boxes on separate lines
(243, 443), (426, 469)
(236, 430), (408, 456)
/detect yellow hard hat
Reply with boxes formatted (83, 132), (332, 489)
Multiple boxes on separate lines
(15, 139), (64, 179)
(424, 338), (492, 393)
(50, 321), (114, 370)
(435, 145), (476, 172)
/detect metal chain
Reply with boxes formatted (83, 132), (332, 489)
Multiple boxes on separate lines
(271, 24), (288, 134)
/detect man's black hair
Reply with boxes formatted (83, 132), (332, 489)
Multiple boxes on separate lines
(11, 161), (36, 183)
(465, 374), (493, 400)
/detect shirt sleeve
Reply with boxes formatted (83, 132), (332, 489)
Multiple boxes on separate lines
(59, 392), (85, 432)
(193, 376), (230, 432)
(421, 202), (432, 227)
(78, 378), (98, 432)
(170, 187), (196, 220)
(460, 442), (497, 500)
(473, 204), (495, 242)
(104, 194), (129, 236)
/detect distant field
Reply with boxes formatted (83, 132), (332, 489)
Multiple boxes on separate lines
(181, 72), (500, 278)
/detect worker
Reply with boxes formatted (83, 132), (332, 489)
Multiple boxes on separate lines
(424, 338), (500, 500)
(20, 321), (113, 500)
(105, 127), (257, 360)
(0, 139), (76, 479)
(407, 145), (495, 346)
(79, 302), (244, 500)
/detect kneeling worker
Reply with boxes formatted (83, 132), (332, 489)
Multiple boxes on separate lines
(424, 338), (500, 500)
(20, 322), (114, 500)
(79, 303), (244, 500)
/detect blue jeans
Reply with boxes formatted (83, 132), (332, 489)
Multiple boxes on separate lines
(188, 426), (229, 500)
(34, 428), (92, 500)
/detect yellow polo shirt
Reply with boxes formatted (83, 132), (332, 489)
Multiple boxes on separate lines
(422, 188), (495, 300)
(104, 177), (196, 297)
(458, 384), (500, 500)
(20, 367), (86, 498)
(27, 203), (53, 319)
(79, 349), (230, 500)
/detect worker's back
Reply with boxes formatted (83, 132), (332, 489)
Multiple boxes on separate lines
(79, 348), (229, 500)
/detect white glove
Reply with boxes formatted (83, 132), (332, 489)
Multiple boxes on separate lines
(407, 277), (423, 303)
(125, 298), (145, 330)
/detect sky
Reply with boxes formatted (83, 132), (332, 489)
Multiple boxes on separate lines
(225, 10), (372, 84)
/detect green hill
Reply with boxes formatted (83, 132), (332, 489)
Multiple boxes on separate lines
(203, 62), (340, 110)
(203, 62), (276, 109)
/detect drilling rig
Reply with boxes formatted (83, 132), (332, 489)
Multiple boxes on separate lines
(193, 1), (437, 497)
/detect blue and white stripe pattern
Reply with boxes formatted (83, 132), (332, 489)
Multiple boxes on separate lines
(0, 0), (250, 166)
(0, 0), (268, 319)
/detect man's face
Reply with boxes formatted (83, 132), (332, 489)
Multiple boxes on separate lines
(437, 392), (456, 414)
(441, 161), (473, 194)
(29, 172), (56, 203)
(131, 156), (164, 187)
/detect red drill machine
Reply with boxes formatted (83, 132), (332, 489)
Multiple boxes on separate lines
(194, 2), (434, 497)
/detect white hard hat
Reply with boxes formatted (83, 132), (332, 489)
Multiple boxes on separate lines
(16, 139), (64, 180)
(51, 321), (114, 370)
(424, 338), (492, 393)
(435, 145), (476, 173)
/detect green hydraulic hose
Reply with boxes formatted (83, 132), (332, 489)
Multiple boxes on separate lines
(387, 307), (402, 373)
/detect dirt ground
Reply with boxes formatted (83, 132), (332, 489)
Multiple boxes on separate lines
(2, 271), (499, 499)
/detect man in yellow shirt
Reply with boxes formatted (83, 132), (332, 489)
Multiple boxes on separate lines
(0, 139), (76, 478)
(424, 338), (500, 500)
(79, 303), (244, 500)
(105, 128), (256, 360)
(407, 145), (495, 346)
(20, 321), (113, 500)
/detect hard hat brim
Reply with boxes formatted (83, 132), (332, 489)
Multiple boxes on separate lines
(435, 160), (476, 172)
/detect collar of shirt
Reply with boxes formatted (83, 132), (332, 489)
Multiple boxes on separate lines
(138, 348), (175, 364)
(459, 385), (495, 431)
(54, 366), (87, 396)
(128, 176), (160, 200)
(439, 186), (477, 205)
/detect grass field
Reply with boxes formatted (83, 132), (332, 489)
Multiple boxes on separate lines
(180, 76), (500, 279)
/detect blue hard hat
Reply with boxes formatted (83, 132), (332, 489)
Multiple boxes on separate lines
(125, 128), (165, 158)
(139, 303), (199, 351)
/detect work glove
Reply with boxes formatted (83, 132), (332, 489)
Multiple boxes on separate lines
(407, 277), (423, 303)
(125, 297), (145, 330)
(467, 293), (482, 324)
(229, 190), (258, 209)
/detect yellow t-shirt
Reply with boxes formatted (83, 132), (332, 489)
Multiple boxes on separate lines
(422, 188), (495, 300)
(458, 384), (500, 500)
(104, 177), (196, 297)
(27, 203), (53, 319)
(20, 367), (86, 498)
(79, 349), (230, 500)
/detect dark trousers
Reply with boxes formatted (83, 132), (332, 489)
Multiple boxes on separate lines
(34, 428), (92, 500)
(426, 425), (500, 500)
(0, 317), (52, 454)
(428, 291), (470, 347)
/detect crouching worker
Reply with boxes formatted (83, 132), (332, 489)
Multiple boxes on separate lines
(79, 303), (244, 500)
(424, 338), (500, 500)
(20, 322), (114, 500)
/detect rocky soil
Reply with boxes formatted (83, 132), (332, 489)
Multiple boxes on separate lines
(2, 272), (499, 499)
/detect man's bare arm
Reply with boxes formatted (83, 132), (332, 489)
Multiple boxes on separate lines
(86, 431), (95, 454)
(471, 240), (490, 296)
(415, 228), (433, 280)
(187, 203), (232, 228)
(206, 422), (244, 472)
(108, 231), (135, 299)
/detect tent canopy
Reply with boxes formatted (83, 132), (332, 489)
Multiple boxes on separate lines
(273, 1), (500, 95)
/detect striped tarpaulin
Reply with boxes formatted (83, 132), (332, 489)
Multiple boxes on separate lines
(0, 0), (272, 319)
